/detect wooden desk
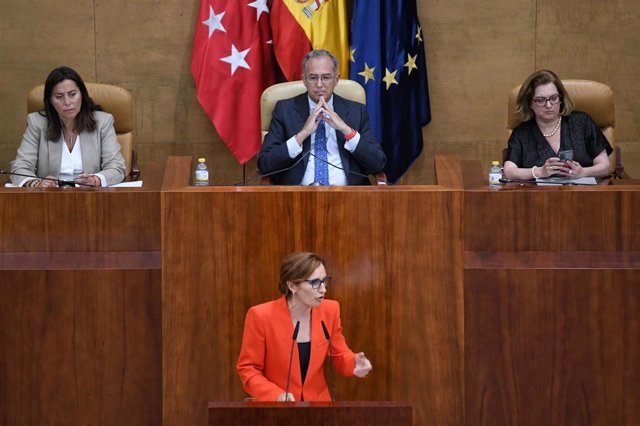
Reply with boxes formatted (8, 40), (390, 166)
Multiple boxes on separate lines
(437, 155), (640, 425)
(161, 158), (464, 426)
(0, 164), (163, 425)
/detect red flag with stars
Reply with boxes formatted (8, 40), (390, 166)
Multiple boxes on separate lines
(191, 0), (275, 164)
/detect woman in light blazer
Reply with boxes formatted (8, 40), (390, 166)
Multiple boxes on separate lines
(11, 66), (125, 187)
(237, 252), (372, 402)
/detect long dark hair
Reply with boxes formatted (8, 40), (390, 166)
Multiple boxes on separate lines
(43, 66), (99, 141)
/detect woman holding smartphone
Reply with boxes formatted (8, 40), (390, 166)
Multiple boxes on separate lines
(503, 70), (612, 180)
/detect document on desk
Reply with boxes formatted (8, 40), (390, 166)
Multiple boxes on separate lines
(535, 176), (597, 185)
(110, 181), (143, 187)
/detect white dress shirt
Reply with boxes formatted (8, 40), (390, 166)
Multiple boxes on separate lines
(285, 95), (361, 185)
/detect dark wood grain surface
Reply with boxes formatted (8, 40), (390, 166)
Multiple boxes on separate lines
(162, 184), (464, 426)
(208, 401), (412, 425)
(464, 189), (640, 252)
(452, 155), (640, 425)
(0, 175), (162, 425)
(464, 269), (640, 426)
(4, 156), (638, 425)
(0, 271), (162, 425)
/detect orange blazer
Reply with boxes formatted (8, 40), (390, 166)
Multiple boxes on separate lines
(237, 296), (356, 401)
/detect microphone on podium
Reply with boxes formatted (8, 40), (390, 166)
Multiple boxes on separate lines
(321, 320), (337, 402)
(283, 320), (300, 402)
(308, 152), (373, 185)
(234, 150), (311, 186)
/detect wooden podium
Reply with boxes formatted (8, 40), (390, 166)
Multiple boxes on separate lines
(162, 157), (462, 426)
(208, 401), (412, 425)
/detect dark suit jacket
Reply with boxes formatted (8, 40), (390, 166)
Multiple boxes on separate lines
(257, 93), (386, 185)
(236, 297), (356, 401)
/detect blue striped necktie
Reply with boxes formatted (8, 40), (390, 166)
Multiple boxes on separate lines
(314, 122), (329, 185)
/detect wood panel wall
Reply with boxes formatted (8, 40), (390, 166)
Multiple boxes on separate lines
(0, 270), (162, 425)
(464, 269), (640, 426)
(1, 0), (639, 183)
(162, 186), (464, 426)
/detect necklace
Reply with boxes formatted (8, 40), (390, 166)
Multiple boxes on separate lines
(63, 126), (78, 150)
(65, 133), (76, 150)
(542, 117), (561, 138)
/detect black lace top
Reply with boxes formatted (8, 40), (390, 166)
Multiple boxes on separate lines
(506, 111), (613, 168)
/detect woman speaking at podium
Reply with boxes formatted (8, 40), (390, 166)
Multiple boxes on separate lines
(237, 252), (372, 402)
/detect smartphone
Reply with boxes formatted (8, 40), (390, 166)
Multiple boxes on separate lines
(559, 150), (573, 167)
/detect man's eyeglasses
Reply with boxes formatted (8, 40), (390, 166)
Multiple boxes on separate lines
(302, 276), (332, 289)
(532, 94), (561, 107)
(305, 74), (336, 84)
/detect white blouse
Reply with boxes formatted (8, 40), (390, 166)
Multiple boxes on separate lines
(59, 133), (83, 183)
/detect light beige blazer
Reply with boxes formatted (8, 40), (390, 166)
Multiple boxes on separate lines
(10, 110), (126, 186)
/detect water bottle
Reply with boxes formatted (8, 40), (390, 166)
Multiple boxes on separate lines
(489, 160), (502, 188)
(194, 157), (209, 186)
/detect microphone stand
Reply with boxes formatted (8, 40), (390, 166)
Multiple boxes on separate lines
(233, 150), (312, 186)
(309, 152), (371, 180)
(309, 152), (390, 185)
(284, 321), (300, 402)
(321, 320), (337, 403)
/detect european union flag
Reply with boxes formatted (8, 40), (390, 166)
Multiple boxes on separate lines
(349, 0), (431, 183)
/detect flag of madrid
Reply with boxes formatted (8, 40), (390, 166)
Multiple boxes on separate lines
(191, 0), (275, 164)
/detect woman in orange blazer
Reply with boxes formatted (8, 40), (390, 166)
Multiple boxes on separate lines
(237, 252), (372, 402)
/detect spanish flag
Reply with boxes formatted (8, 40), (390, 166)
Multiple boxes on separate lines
(271, 0), (349, 81)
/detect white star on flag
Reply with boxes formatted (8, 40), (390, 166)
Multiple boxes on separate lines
(202, 6), (226, 38)
(220, 44), (251, 75)
(248, 0), (269, 21)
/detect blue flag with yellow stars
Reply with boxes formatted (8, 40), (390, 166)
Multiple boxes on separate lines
(349, 0), (431, 183)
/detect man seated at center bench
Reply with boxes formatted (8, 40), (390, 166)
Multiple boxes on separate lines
(257, 49), (386, 185)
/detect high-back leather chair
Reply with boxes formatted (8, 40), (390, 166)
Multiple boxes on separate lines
(27, 83), (139, 179)
(507, 79), (624, 177)
(259, 79), (386, 184)
(260, 79), (366, 141)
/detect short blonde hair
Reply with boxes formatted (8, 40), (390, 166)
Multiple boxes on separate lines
(278, 252), (325, 298)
